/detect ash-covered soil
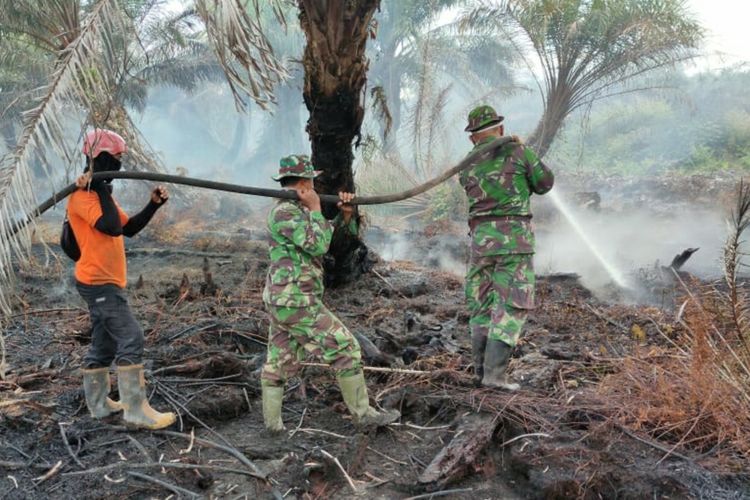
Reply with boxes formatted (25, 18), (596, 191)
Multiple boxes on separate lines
(1, 223), (749, 499)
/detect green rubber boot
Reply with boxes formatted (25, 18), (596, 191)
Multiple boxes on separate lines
(481, 340), (520, 391)
(117, 364), (176, 430)
(82, 367), (122, 418)
(337, 371), (400, 427)
(262, 382), (285, 433)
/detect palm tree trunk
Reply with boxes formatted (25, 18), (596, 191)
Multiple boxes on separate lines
(298, 0), (380, 286)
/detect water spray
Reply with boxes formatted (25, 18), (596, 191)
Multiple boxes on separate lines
(548, 190), (631, 289)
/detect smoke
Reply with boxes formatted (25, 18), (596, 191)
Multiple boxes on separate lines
(122, 76), (741, 302)
(533, 188), (729, 292)
(132, 84), (307, 192)
(369, 229), (467, 277)
(366, 179), (733, 302)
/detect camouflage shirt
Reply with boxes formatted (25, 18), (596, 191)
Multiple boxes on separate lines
(263, 199), (357, 307)
(459, 138), (554, 255)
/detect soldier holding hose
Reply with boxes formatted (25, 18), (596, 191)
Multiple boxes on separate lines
(461, 106), (555, 390)
(260, 155), (400, 431)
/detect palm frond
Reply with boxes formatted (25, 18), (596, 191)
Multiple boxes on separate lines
(370, 85), (393, 141)
(460, 0), (702, 155)
(0, 0), (129, 318)
(724, 179), (750, 352)
(195, 0), (289, 111)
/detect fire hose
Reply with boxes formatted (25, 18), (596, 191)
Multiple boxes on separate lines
(10, 136), (514, 235)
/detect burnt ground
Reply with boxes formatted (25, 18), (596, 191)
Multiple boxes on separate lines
(1, 225), (749, 500)
(2, 171), (750, 500)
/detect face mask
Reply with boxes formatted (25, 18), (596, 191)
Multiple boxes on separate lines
(84, 152), (121, 189)
(93, 152), (122, 174)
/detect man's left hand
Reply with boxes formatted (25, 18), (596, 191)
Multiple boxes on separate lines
(151, 186), (169, 205)
(338, 191), (355, 221)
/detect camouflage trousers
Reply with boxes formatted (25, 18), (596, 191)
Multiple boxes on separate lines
(261, 302), (363, 387)
(466, 253), (535, 347)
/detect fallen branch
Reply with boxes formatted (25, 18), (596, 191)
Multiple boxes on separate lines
(405, 488), (474, 500)
(296, 428), (349, 440)
(300, 362), (430, 375)
(318, 449), (359, 494)
(418, 414), (498, 488)
(296, 428), (408, 465)
(127, 435), (153, 462)
(154, 430), (267, 480)
(9, 307), (84, 319)
(366, 446), (408, 466)
(127, 471), (200, 498)
(616, 425), (694, 463)
(0, 369), (61, 388)
(33, 460), (63, 485)
(152, 380), (234, 450)
(288, 407), (307, 438)
(151, 353), (243, 376)
(59, 423), (85, 469)
(584, 304), (629, 332)
(0, 461), (49, 470)
(371, 269), (408, 300)
(389, 422), (452, 431)
(500, 432), (551, 447)
(61, 461), (258, 478)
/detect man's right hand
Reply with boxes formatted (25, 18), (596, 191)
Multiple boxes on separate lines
(76, 171), (92, 189)
(296, 187), (321, 212)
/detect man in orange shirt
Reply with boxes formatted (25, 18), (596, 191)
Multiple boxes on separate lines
(67, 129), (175, 430)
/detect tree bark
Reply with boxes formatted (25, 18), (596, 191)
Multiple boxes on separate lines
(298, 0), (381, 286)
(419, 414), (499, 489)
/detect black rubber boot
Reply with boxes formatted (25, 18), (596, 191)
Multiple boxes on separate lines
(481, 340), (520, 391)
(471, 330), (487, 385)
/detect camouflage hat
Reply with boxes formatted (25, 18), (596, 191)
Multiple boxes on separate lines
(465, 105), (504, 132)
(272, 154), (322, 181)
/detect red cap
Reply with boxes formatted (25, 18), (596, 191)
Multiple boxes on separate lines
(82, 129), (127, 158)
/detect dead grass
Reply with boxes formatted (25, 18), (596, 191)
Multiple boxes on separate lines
(598, 181), (750, 466)
(600, 314), (750, 463)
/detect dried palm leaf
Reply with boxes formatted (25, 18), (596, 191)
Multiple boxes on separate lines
(195, 0), (289, 111)
(724, 180), (750, 352)
(370, 86), (393, 141)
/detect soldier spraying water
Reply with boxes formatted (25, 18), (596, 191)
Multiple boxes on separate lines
(461, 106), (555, 390)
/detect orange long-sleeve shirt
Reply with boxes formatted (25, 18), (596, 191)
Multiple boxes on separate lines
(67, 189), (129, 288)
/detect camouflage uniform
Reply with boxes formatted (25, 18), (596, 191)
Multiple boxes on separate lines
(261, 156), (360, 387)
(460, 106), (554, 348)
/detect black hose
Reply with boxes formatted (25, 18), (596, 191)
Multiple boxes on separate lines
(11, 136), (514, 235)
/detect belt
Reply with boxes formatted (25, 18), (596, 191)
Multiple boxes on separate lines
(468, 214), (532, 231)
